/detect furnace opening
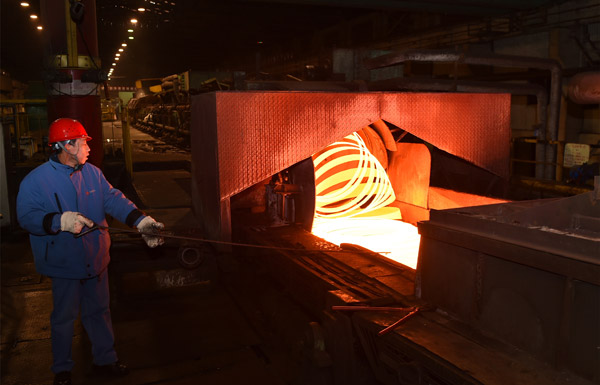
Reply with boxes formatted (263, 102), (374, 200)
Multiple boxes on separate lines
(310, 130), (421, 269)
(229, 114), (507, 272)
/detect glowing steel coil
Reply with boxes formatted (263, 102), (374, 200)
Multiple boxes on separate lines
(311, 131), (420, 269)
(312, 132), (399, 220)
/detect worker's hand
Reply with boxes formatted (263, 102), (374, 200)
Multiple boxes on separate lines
(60, 211), (94, 234)
(137, 216), (165, 248)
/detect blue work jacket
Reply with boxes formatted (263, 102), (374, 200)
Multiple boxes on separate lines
(17, 156), (145, 279)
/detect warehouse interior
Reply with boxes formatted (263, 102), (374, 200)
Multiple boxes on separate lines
(1, 0), (599, 384)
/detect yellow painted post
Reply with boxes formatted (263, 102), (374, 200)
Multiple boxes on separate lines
(121, 102), (133, 180)
(65, 0), (78, 67)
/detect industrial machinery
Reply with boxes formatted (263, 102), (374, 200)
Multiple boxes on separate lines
(128, 75), (191, 148)
(187, 90), (599, 385)
(128, 72), (234, 148)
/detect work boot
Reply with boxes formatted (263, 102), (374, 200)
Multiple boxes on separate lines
(93, 360), (130, 377)
(53, 371), (72, 385)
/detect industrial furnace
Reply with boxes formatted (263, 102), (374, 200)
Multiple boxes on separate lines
(189, 91), (598, 385)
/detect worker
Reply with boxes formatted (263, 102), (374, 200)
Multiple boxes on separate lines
(16, 118), (164, 385)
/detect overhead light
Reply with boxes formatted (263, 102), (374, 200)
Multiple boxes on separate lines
(128, 29), (134, 33)
(115, 57), (119, 60)
(121, 43), (127, 47)
(119, 48), (124, 52)
(112, 63), (116, 66)
(116, 53), (120, 56)
(37, 25), (43, 30)
(130, 18), (138, 24)
(30, 14), (38, 19)
(138, 7), (146, 12)
(128, 36), (134, 40)
(20, 2), (30, 7)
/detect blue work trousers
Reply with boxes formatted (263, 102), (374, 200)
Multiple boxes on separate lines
(50, 269), (118, 373)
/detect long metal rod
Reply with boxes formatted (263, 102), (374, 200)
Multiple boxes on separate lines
(83, 225), (391, 255)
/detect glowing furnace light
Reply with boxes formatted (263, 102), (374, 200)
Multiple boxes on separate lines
(311, 132), (421, 269)
(312, 218), (421, 269)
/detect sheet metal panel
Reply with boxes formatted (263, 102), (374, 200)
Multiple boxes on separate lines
(416, 193), (600, 382)
(192, 91), (510, 202)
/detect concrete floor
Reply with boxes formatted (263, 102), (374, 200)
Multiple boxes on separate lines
(0, 122), (312, 385)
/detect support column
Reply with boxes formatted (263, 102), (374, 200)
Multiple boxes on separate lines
(41, 0), (105, 167)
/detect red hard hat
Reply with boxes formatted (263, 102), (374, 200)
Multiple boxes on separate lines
(48, 118), (91, 144)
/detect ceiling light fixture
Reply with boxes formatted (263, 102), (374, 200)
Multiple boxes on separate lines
(116, 53), (120, 56)
(119, 48), (124, 52)
(128, 36), (134, 40)
(130, 18), (138, 24)
(37, 25), (43, 30)
(112, 63), (116, 66)
(20, 2), (30, 7)
(138, 7), (146, 11)
(128, 29), (134, 32)
(30, 14), (38, 19)
(115, 57), (119, 60)
(122, 43), (127, 47)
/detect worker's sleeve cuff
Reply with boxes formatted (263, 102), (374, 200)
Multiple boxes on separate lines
(43, 212), (60, 234)
(125, 209), (144, 228)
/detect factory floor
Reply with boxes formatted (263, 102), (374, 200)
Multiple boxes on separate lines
(0, 122), (325, 385)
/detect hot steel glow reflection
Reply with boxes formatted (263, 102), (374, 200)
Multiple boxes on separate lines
(311, 133), (421, 269)
(312, 218), (421, 269)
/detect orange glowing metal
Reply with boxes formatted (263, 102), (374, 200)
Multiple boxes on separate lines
(312, 218), (421, 269)
(313, 133), (398, 219)
(312, 132), (420, 269)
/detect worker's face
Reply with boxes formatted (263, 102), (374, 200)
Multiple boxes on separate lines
(66, 138), (90, 165)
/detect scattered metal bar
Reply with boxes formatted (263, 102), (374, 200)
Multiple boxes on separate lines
(378, 307), (421, 336)
(332, 305), (414, 312)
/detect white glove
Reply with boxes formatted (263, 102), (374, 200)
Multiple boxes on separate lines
(60, 211), (94, 234)
(137, 216), (165, 248)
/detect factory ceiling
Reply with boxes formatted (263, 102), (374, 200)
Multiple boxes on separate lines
(1, 0), (567, 86)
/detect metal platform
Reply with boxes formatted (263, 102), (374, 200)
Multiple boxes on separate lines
(417, 186), (600, 383)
